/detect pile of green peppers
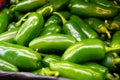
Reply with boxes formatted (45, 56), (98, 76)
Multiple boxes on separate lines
(0, 0), (120, 80)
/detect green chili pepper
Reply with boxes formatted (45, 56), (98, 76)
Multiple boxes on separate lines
(83, 62), (115, 80)
(15, 12), (44, 46)
(36, 0), (69, 17)
(29, 34), (76, 54)
(14, 11), (25, 21)
(84, 18), (111, 39)
(61, 38), (120, 63)
(101, 52), (120, 71)
(53, 12), (87, 42)
(44, 11), (71, 27)
(70, 15), (99, 39)
(69, 0), (119, 18)
(0, 41), (41, 71)
(50, 61), (105, 80)
(0, 58), (19, 72)
(40, 24), (62, 36)
(109, 13), (120, 30)
(7, 22), (17, 31)
(42, 54), (61, 67)
(110, 30), (120, 52)
(0, 28), (18, 43)
(15, 0), (48, 12)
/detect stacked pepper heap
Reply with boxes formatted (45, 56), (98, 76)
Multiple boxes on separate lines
(0, 0), (120, 80)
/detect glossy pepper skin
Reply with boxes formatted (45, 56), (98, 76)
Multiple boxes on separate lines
(50, 62), (104, 80)
(42, 54), (61, 67)
(0, 41), (41, 71)
(110, 30), (120, 52)
(44, 11), (71, 27)
(36, 0), (69, 17)
(15, 12), (44, 46)
(61, 39), (105, 63)
(69, 0), (119, 19)
(40, 23), (62, 36)
(70, 15), (99, 39)
(0, 28), (18, 43)
(29, 34), (76, 54)
(83, 62), (115, 80)
(84, 18), (111, 39)
(54, 12), (87, 42)
(15, 0), (48, 12)
(0, 58), (19, 72)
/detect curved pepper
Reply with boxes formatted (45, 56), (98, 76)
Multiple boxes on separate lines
(15, 12), (44, 46)
(69, 0), (119, 18)
(50, 61), (105, 80)
(0, 41), (41, 71)
(61, 38), (120, 63)
(15, 0), (48, 12)
(84, 18), (111, 39)
(53, 12), (87, 42)
(29, 34), (76, 54)
(0, 58), (19, 72)
(70, 15), (99, 39)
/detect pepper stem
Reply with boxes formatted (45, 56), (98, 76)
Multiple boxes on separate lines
(36, 6), (53, 16)
(105, 46), (120, 53)
(110, 22), (120, 30)
(53, 12), (67, 24)
(15, 12), (30, 27)
(113, 58), (120, 65)
(106, 73), (116, 80)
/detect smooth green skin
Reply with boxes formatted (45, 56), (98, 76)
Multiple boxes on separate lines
(7, 22), (17, 31)
(50, 62), (104, 80)
(0, 58), (19, 72)
(0, 28), (17, 43)
(63, 20), (87, 42)
(0, 13), (9, 34)
(110, 30), (120, 49)
(69, 0), (119, 18)
(44, 11), (71, 27)
(101, 52), (120, 70)
(61, 39), (105, 63)
(0, 41), (41, 71)
(29, 34), (76, 54)
(15, 12), (44, 46)
(70, 15), (99, 39)
(84, 62), (109, 74)
(15, 0), (48, 12)
(36, 0), (69, 16)
(40, 24), (62, 36)
(42, 54), (61, 67)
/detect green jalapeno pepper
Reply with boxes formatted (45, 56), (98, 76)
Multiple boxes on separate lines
(110, 30), (120, 52)
(0, 28), (18, 43)
(44, 11), (71, 27)
(101, 52), (120, 71)
(15, 12), (44, 46)
(84, 18), (111, 39)
(69, 0), (119, 18)
(15, 0), (48, 12)
(42, 54), (61, 67)
(29, 34), (76, 54)
(0, 41), (41, 71)
(61, 38), (120, 64)
(83, 62), (116, 80)
(36, 0), (69, 17)
(50, 61), (105, 80)
(40, 24), (62, 36)
(53, 12), (87, 42)
(0, 58), (19, 72)
(70, 15), (99, 39)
